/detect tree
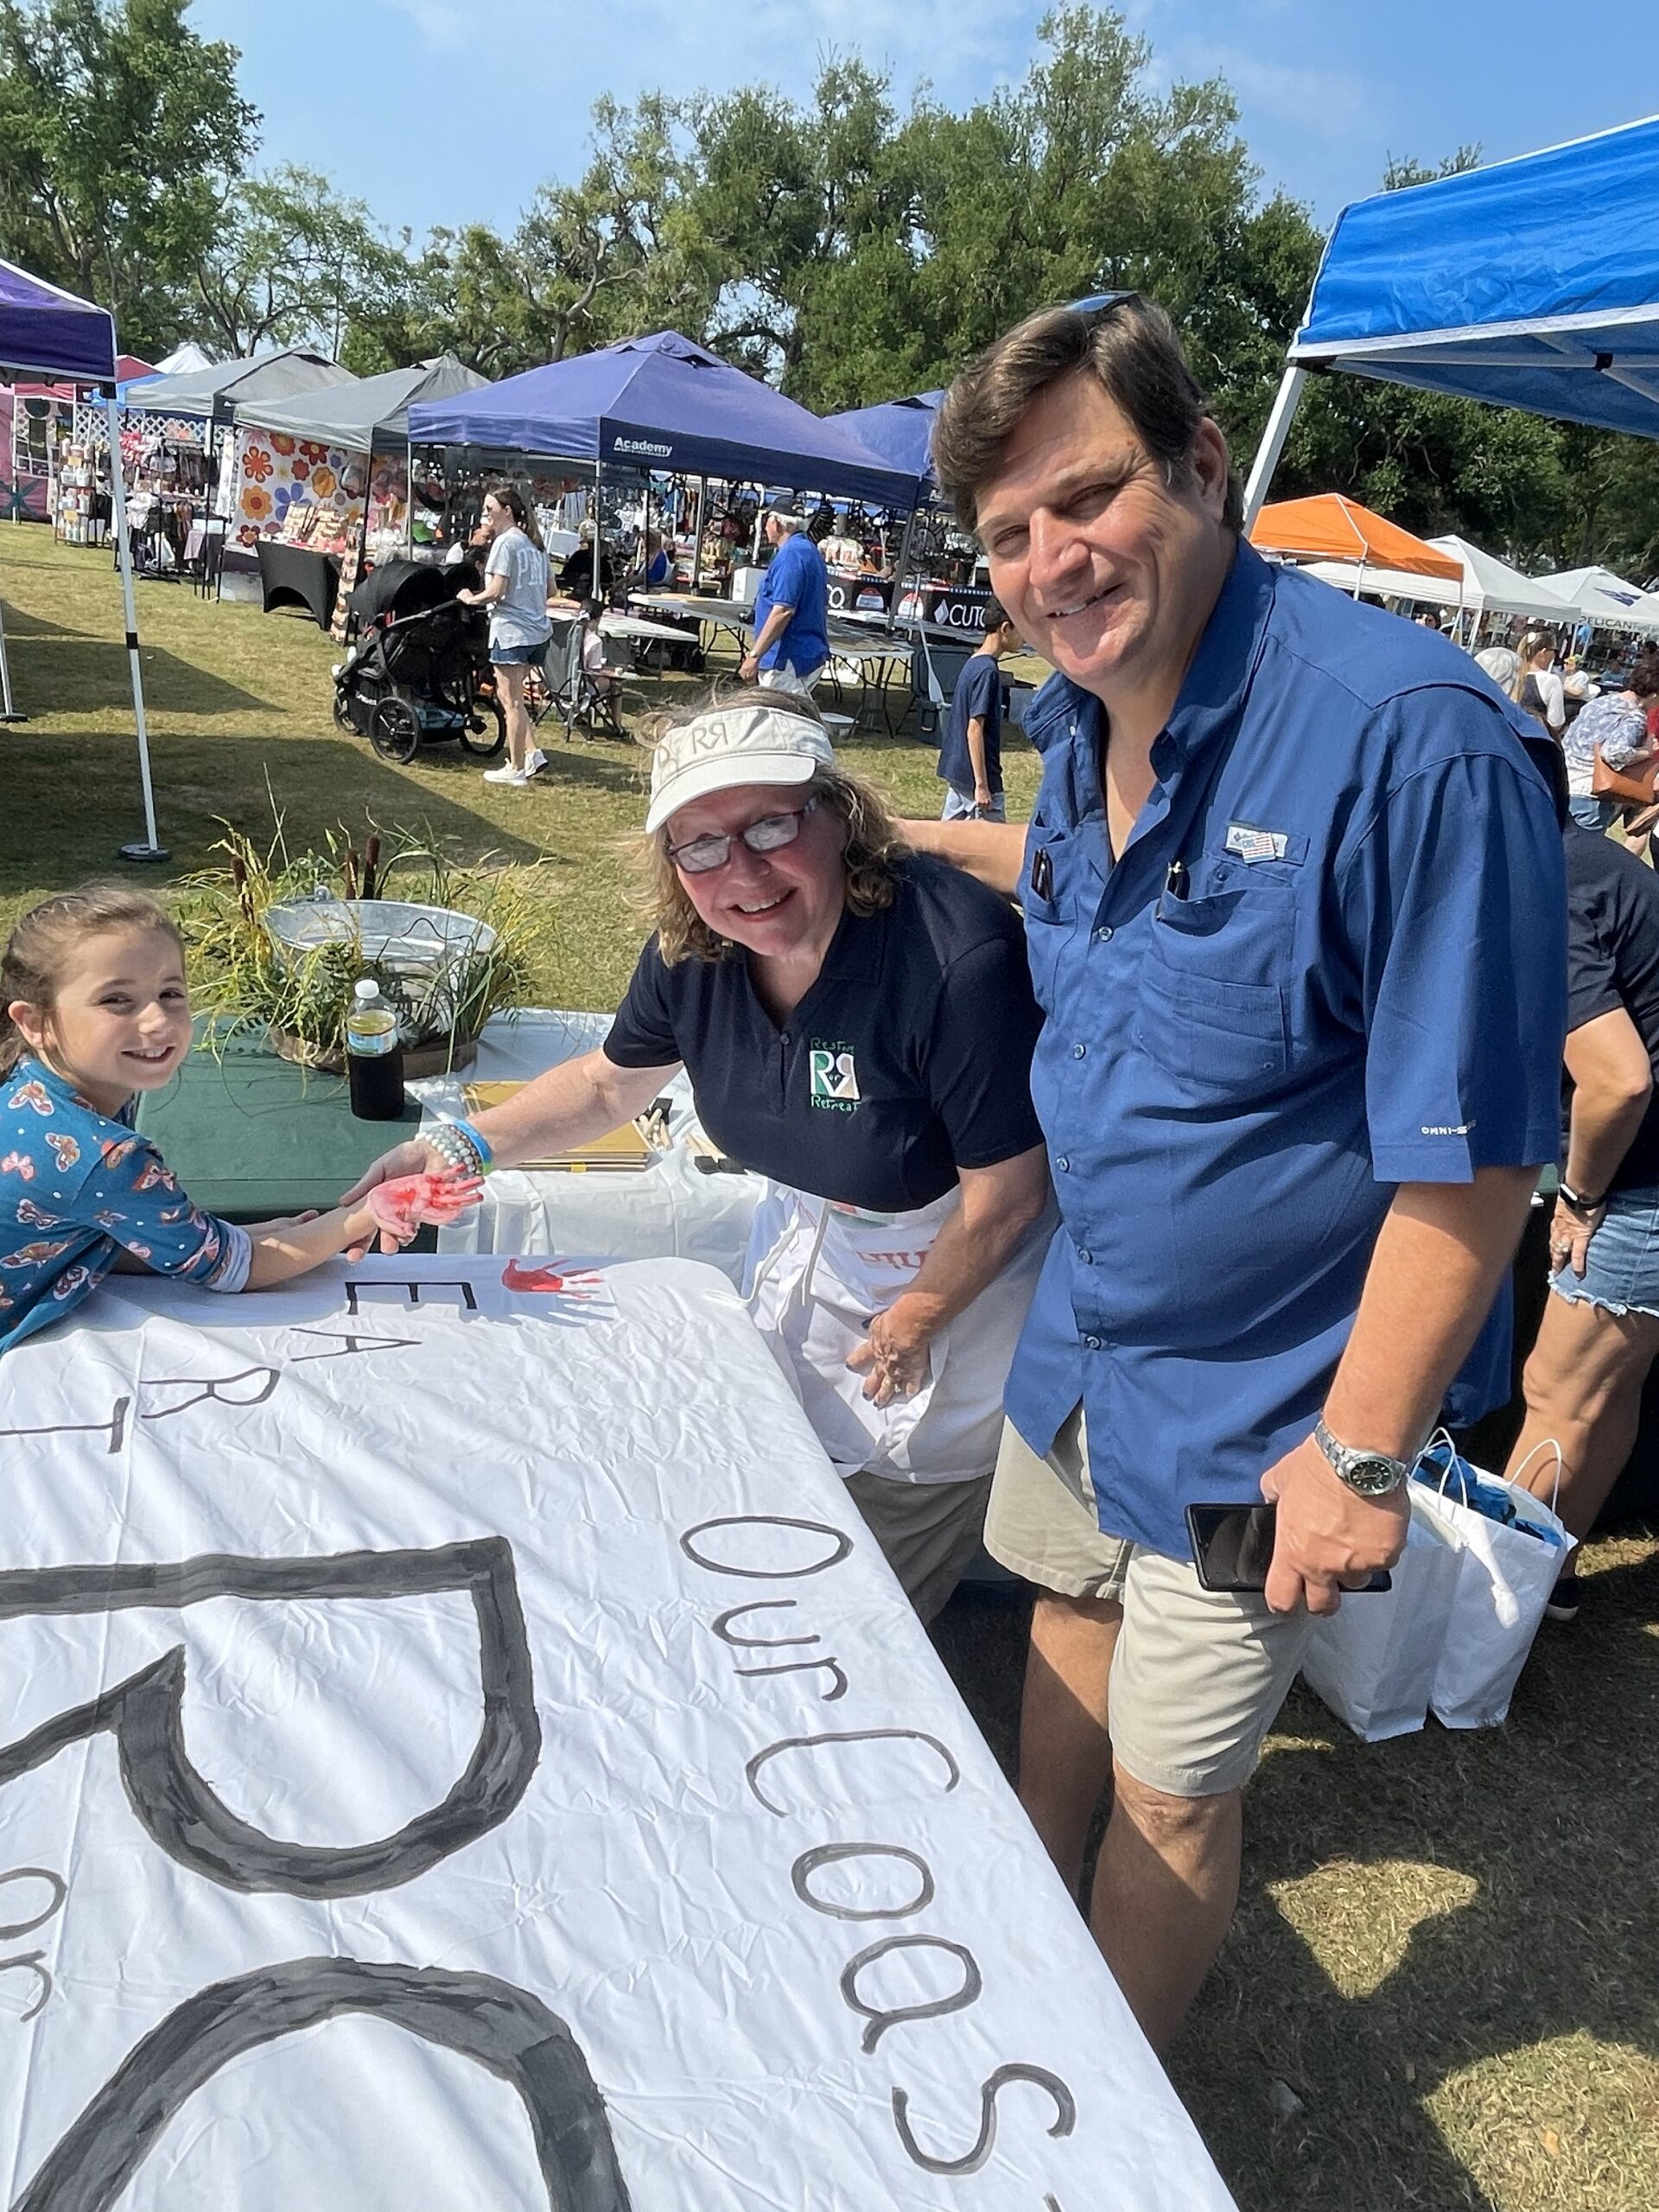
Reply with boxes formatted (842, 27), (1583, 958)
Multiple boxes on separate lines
(361, 93), (718, 381)
(0, 0), (256, 354)
(191, 164), (409, 359)
(683, 10), (1318, 422)
(690, 56), (923, 398)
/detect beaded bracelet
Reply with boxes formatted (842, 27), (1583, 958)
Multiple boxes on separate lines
(428, 1121), (491, 1178)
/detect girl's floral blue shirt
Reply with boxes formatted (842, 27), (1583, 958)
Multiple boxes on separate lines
(0, 1056), (250, 1355)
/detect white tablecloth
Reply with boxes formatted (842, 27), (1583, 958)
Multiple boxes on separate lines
(408, 1008), (760, 1280)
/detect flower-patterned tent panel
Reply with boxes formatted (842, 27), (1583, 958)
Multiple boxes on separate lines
(230, 426), (367, 555)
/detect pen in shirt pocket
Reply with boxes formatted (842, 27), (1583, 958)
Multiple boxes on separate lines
(1165, 859), (1189, 900)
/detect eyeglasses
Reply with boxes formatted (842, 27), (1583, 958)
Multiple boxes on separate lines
(665, 798), (818, 876)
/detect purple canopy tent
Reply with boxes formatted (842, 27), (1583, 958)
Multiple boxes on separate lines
(0, 256), (163, 860)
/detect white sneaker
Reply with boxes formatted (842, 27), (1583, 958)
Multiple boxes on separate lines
(482, 763), (530, 785)
(524, 747), (549, 776)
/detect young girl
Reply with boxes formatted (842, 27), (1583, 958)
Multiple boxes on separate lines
(1, 886), (474, 1357)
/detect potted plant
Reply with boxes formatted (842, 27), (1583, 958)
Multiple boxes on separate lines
(177, 820), (540, 1075)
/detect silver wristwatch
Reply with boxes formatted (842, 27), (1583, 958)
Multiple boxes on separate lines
(1313, 1419), (1410, 1498)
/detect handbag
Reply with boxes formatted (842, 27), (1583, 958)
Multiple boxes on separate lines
(1410, 1438), (1575, 1728)
(1299, 1497), (1464, 1742)
(1590, 742), (1659, 804)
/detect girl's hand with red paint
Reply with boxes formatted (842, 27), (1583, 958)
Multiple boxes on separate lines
(364, 1168), (485, 1243)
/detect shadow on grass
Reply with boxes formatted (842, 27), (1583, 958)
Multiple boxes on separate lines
(0, 730), (558, 890)
(7, 630), (276, 717)
(1186, 1543), (1659, 2210)
(931, 1546), (1659, 2212)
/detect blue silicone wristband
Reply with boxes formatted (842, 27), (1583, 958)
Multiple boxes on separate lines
(452, 1116), (494, 1170)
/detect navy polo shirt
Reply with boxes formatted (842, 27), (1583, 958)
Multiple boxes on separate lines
(602, 855), (1044, 1213)
(936, 651), (1004, 798)
(1007, 541), (1567, 1558)
(753, 533), (830, 676)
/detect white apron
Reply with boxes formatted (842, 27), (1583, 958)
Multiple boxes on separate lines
(743, 1182), (1054, 1486)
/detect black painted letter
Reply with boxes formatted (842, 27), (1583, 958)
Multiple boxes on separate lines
(0, 1541), (540, 1897)
(11, 1956), (631, 2212)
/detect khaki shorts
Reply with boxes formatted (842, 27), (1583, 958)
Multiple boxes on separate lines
(985, 1412), (1313, 1798)
(757, 664), (823, 696)
(845, 1469), (993, 1627)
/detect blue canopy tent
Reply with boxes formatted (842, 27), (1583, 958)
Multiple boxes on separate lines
(0, 256), (162, 858)
(1244, 115), (1659, 532)
(823, 391), (944, 503)
(410, 329), (925, 517)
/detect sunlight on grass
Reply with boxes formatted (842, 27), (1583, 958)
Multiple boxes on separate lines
(1268, 1860), (1479, 1999)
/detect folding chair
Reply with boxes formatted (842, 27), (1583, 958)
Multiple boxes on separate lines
(906, 634), (976, 736)
(545, 613), (627, 741)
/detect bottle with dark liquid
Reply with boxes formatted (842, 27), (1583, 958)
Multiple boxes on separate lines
(346, 978), (405, 1121)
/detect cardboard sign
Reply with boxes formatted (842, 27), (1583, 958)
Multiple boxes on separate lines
(0, 1256), (1232, 2209)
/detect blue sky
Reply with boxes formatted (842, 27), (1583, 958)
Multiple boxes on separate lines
(194, 0), (1659, 241)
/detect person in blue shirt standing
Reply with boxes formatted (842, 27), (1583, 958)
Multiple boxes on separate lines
(740, 499), (830, 694)
(915, 296), (1566, 2054)
(937, 601), (1020, 821)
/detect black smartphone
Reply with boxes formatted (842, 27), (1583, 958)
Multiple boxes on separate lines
(1185, 1503), (1392, 1595)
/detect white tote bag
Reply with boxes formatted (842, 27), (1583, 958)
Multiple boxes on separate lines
(1412, 1440), (1576, 1730)
(1300, 1497), (1464, 1743)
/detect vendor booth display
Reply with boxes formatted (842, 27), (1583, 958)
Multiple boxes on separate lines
(114, 347), (354, 586)
(0, 353), (149, 533)
(410, 329), (922, 629)
(0, 1251), (1235, 2210)
(3, 385), (65, 520)
(0, 254), (162, 854)
(1246, 113), (1659, 522)
(230, 355), (488, 629)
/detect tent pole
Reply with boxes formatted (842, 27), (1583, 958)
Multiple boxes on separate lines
(594, 450), (603, 600)
(103, 385), (167, 861)
(1242, 366), (1307, 530)
(0, 593), (24, 721)
(890, 505), (918, 630)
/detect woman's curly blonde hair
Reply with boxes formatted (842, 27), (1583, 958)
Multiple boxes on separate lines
(634, 686), (908, 965)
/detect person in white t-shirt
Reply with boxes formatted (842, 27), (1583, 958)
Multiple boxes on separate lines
(459, 486), (552, 787)
(1510, 631), (1567, 741)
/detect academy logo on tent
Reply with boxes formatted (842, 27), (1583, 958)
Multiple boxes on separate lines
(809, 1042), (861, 1112)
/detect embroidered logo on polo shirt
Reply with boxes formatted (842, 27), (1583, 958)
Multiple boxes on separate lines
(809, 1041), (861, 1111)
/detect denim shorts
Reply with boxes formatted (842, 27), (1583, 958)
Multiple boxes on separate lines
(1567, 793), (1620, 832)
(491, 639), (548, 667)
(1551, 1183), (1659, 1318)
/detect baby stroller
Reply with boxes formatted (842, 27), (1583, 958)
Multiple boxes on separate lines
(332, 560), (505, 765)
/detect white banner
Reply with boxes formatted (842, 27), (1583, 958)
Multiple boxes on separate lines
(0, 1256), (1232, 2210)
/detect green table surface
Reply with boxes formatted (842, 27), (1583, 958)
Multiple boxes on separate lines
(134, 1020), (423, 1222)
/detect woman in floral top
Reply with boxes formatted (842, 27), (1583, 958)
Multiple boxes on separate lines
(1560, 664), (1659, 833)
(0, 886), (430, 1356)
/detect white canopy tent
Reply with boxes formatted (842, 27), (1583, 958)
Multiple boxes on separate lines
(1292, 533), (1573, 633)
(1531, 563), (1659, 636)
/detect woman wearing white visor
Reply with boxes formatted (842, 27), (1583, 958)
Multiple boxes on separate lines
(347, 693), (1053, 1620)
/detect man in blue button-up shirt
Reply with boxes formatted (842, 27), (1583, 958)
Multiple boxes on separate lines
(920, 297), (1566, 2054)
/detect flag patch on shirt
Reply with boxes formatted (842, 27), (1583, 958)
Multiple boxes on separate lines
(1224, 823), (1288, 863)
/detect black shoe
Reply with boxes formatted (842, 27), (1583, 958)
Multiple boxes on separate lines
(1544, 1568), (1580, 1623)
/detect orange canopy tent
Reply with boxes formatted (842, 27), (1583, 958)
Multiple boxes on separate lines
(1249, 493), (1463, 581)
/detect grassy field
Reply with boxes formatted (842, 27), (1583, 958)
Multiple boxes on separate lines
(0, 531), (1042, 1002)
(3, 529), (1656, 2211)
